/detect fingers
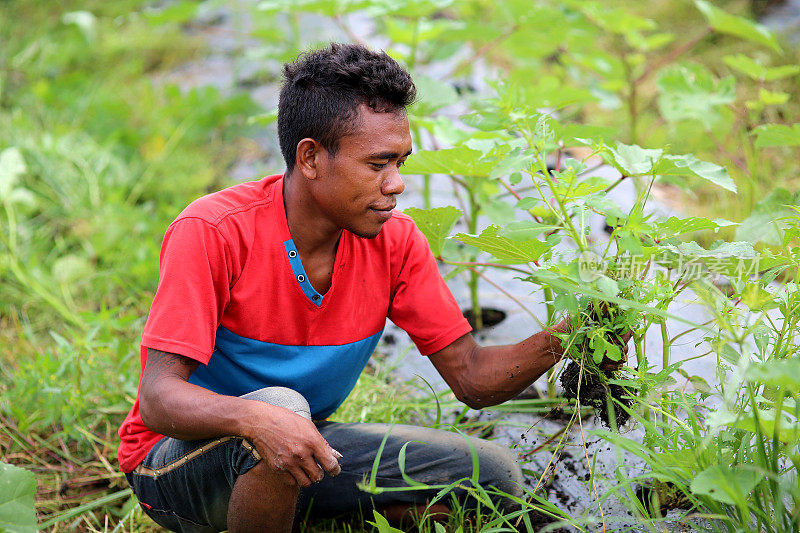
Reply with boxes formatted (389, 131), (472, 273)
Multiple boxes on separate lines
(314, 442), (343, 477)
(285, 462), (315, 488)
(285, 446), (341, 487)
(252, 406), (343, 487)
(297, 453), (326, 486)
(268, 438), (341, 487)
(327, 447), (343, 476)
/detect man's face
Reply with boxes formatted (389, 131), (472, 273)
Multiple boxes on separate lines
(312, 104), (413, 239)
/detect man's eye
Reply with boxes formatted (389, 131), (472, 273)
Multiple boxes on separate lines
(397, 160), (406, 168)
(370, 162), (387, 170)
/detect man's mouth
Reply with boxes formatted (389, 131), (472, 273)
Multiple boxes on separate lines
(370, 205), (395, 220)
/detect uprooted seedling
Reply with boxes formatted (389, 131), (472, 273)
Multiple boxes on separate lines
(557, 300), (638, 429)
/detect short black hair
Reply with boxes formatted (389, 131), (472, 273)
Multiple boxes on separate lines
(278, 42), (416, 172)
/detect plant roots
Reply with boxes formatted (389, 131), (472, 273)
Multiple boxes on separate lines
(559, 360), (633, 428)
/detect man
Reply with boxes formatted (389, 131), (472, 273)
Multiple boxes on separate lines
(118, 43), (569, 532)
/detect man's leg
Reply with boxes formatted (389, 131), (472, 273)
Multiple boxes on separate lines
(226, 387), (313, 532)
(125, 387), (311, 533)
(298, 422), (523, 520)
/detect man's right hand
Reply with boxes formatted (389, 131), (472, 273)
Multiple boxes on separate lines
(241, 401), (342, 487)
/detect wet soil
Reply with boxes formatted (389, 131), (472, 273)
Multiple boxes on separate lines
(559, 360), (634, 428)
(463, 307), (507, 329)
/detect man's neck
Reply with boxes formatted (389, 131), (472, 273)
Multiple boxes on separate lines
(282, 170), (341, 259)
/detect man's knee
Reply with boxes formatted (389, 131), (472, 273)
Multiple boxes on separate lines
(240, 387), (311, 421)
(473, 439), (524, 505)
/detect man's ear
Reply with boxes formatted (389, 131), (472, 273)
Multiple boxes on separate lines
(296, 138), (322, 179)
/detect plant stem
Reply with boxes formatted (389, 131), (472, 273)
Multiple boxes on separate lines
(468, 187), (482, 330)
(408, 18), (420, 70)
(660, 319), (670, 427)
(462, 266), (543, 328)
(634, 332), (651, 427)
(410, 122), (432, 209)
(442, 260), (532, 275)
(543, 286), (557, 398)
(524, 141), (585, 251)
(622, 47), (638, 145)
(633, 27), (712, 85)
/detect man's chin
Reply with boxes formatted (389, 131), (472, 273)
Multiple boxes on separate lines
(350, 223), (384, 239)
(352, 228), (382, 239)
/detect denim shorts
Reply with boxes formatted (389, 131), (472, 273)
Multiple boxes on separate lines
(125, 387), (522, 532)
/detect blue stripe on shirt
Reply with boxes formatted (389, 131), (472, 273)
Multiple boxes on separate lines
(189, 326), (383, 419)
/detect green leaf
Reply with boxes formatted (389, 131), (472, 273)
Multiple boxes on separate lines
(653, 154), (736, 192)
(0, 147), (27, 199)
(663, 240), (758, 261)
(488, 150), (536, 180)
(752, 124), (800, 148)
(756, 88), (789, 106)
(724, 54), (800, 81)
(723, 54), (767, 80)
(0, 462), (37, 533)
(746, 359), (800, 392)
(586, 194), (627, 220)
(367, 510), (405, 533)
(247, 109), (278, 126)
(455, 225), (549, 264)
(736, 213), (783, 245)
(695, 0), (781, 52)
(736, 187), (800, 244)
(402, 146), (494, 177)
(607, 142), (663, 176)
(691, 463), (763, 505)
(655, 216), (733, 236)
(482, 197), (515, 226)
(499, 221), (561, 240)
(719, 344), (741, 364)
(752, 323), (771, 356)
(404, 206), (461, 258)
(764, 64), (800, 82)
(606, 143), (735, 191)
(411, 74), (459, 115)
(656, 63), (736, 129)
(596, 275), (620, 297)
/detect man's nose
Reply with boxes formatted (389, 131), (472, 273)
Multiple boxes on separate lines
(382, 167), (405, 196)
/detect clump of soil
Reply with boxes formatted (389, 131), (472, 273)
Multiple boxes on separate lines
(559, 360), (634, 428)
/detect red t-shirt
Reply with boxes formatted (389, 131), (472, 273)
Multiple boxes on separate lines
(117, 175), (471, 472)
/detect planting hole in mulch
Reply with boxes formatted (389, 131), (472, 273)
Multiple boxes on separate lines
(636, 481), (694, 516)
(559, 360), (634, 428)
(463, 307), (507, 330)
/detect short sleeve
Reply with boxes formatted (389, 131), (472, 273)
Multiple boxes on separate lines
(388, 223), (472, 355)
(141, 218), (235, 364)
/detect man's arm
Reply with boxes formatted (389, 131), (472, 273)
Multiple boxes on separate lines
(427, 323), (568, 409)
(138, 348), (341, 487)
